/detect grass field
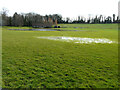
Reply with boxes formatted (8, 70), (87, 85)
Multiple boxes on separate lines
(2, 24), (119, 88)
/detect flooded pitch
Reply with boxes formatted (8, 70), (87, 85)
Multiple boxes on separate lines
(37, 36), (117, 44)
(8, 29), (85, 31)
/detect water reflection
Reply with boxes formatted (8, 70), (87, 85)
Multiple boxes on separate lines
(37, 36), (117, 44)
(8, 29), (86, 31)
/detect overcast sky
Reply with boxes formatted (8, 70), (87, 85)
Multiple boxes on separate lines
(0, 0), (119, 19)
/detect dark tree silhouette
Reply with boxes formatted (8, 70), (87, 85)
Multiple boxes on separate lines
(0, 8), (120, 26)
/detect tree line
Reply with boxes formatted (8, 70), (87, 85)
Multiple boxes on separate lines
(0, 8), (120, 27)
(72, 14), (120, 24)
(1, 9), (63, 27)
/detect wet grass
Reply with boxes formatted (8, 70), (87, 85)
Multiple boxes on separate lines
(2, 24), (118, 88)
(55, 24), (118, 31)
(37, 36), (117, 44)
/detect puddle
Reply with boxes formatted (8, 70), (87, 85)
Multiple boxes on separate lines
(8, 29), (58, 31)
(8, 29), (86, 31)
(37, 36), (117, 44)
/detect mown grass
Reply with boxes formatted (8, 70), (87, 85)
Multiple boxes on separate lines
(2, 24), (118, 88)
(53, 24), (118, 31)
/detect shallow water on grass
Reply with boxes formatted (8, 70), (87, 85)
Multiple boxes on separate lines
(8, 29), (58, 31)
(8, 29), (87, 31)
(37, 36), (117, 44)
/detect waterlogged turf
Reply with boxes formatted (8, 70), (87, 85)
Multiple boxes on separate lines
(37, 36), (117, 44)
(2, 24), (118, 88)
(8, 29), (82, 31)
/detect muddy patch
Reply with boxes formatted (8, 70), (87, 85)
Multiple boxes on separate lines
(37, 36), (117, 44)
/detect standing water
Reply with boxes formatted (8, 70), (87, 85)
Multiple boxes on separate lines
(37, 36), (117, 44)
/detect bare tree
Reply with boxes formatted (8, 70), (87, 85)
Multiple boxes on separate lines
(1, 8), (9, 26)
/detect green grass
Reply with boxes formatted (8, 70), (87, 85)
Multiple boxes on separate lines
(53, 24), (118, 31)
(2, 24), (118, 88)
